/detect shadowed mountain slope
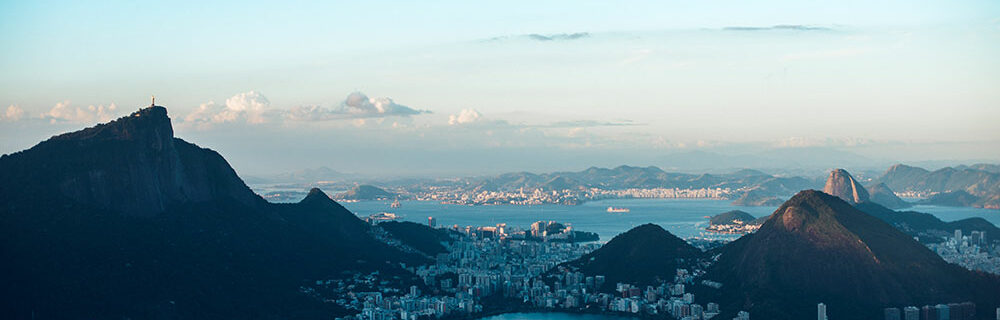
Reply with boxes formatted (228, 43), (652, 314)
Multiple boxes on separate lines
(0, 106), (426, 319)
(557, 224), (702, 291)
(867, 182), (911, 209)
(701, 190), (999, 320)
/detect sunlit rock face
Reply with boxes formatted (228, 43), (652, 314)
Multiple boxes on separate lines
(823, 168), (869, 204)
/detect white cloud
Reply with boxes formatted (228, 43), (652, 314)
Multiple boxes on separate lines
(285, 92), (428, 121)
(3, 105), (24, 121)
(182, 101), (225, 127)
(448, 109), (482, 125)
(339, 92), (426, 118)
(41, 101), (119, 124)
(224, 91), (271, 124)
(181, 91), (272, 126)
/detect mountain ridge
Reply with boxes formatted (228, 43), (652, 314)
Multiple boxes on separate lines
(700, 190), (999, 319)
(0, 105), (426, 319)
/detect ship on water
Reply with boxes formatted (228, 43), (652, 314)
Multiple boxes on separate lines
(606, 206), (630, 213)
(390, 198), (402, 208)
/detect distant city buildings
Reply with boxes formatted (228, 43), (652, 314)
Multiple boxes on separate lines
(412, 186), (733, 206)
(314, 215), (997, 320)
(317, 219), (746, 320)
(883, 302), (975, 320)
(926, 229), (1000, 275)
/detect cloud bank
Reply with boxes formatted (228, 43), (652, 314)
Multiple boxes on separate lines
(182, 91), (428, 126)
(41, 101), (120, 124)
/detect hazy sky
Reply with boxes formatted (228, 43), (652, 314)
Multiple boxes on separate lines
(2, 1), (999, 176)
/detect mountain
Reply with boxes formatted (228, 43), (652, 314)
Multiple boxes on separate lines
(731, 189), (784, 206)
(918, 190), (981, 207)
(556, 224), (702, 291)
(954, 163), (1000, 174)
(709, 210), (758, 226)
(731, 176), (815, 206)
(877, 163), (1000, 209)
(0, 106), (426, 319)
(699, 190), (1000, 319)
(378, 221), (455, 256)
(823, 168), (869, 204)
(867, 182), (911, 209)
(855, 201), (1000, 243)
(335, 184), (397, 200)
(468, 165), (800, 193)
(822, 169), (999, 242)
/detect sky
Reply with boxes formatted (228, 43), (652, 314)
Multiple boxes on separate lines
(1, 0), (999, 177)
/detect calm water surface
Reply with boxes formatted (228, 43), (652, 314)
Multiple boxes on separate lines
(340, 198), (779, 241)
(339, 198), (998, 241)
(254, 184), (998, 242)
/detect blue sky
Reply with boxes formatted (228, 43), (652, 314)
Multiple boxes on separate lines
(1, 1), (999, 176)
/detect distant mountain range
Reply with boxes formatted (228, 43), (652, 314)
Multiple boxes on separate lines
(877, 164), (1000, 209)
(265, 162), (1000, 210)
(335, 184), (399, 200)
(0, 106), (430, 319)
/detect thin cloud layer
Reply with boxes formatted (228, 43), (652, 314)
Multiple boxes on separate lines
(527, 32), (590, 41)
(723, 25), (832, 32)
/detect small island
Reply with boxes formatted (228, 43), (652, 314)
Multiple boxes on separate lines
(706, 210), (765, 234)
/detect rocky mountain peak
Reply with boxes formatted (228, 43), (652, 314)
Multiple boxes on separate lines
(823, 168), (869, 204)
(0, 105), (261, 217)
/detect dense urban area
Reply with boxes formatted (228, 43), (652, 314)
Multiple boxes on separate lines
(322, 214), (1000, 320)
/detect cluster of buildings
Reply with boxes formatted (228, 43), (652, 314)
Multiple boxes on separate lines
(704, 220), (761, 234)
(327, 222), (600, 320)
(413, 186), (733, 206)
(416, 188), (591, 206)
(528, 267), (740, 320)
(882, 303), (980, 320)
(926, 230), (1000, 274)
(595, 187), (732, 200)
(323, 218), (750, 320)
(321, 217), (997, 320)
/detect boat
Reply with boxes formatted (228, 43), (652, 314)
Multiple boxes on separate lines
(390, 199), (402, 208)
(606, 206), (630, 213)
(365, 212), (399, 224)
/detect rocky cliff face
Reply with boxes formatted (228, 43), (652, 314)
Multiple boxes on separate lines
(823, 168), (870, 204)
(0, 106), (262, 217)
